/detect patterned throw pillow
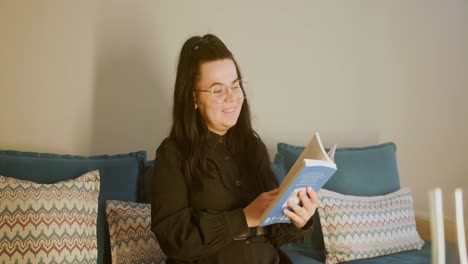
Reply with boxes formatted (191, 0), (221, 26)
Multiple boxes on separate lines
(0, 170), (100, 263)
(106, 200), (166, 264)
(317, 188), (424, 264)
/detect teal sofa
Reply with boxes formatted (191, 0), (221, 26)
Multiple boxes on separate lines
(0, 143), (459, 264)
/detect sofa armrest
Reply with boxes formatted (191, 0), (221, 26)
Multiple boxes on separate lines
(415, 214), (431, 241)
(415, 214), (462, 245)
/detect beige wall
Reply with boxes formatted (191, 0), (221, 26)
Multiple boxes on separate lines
(0, 1), (97, 154)
(1, 0), (467, 220)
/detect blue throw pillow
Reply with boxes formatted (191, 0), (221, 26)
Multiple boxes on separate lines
(273, 142), (401, 259)
(0, 150), (147, 264)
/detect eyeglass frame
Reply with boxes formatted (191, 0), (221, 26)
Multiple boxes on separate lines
(193, 80), (247, 104)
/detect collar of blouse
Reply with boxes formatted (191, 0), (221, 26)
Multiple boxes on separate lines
(206, 130), (226, 149)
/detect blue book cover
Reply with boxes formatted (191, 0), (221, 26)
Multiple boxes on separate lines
(259, 133), (337, 227)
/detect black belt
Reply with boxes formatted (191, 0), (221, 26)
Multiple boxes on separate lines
(234, 226), (270, 240)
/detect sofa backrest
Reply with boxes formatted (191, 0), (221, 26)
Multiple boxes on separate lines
(0, 150), (147, 264)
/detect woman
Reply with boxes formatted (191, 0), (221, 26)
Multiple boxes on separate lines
(150, 34), (317, 264)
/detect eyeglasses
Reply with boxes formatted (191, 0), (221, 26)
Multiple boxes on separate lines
(194, 81), (247, 104)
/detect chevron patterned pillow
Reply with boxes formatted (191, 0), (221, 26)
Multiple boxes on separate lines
(0, 170), (100, 263)
(106, 200), (166, 264)
(317, 188), (424, 264)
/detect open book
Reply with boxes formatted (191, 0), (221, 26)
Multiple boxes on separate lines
(259, 133), (337, 227)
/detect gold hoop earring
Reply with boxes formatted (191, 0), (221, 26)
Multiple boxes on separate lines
(194, 104), (198, 110)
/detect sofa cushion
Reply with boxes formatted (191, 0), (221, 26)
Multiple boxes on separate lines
(283, 241), (461, 264)
(271, 163), (286, 184)
(281, 242), (325, 263)
(0, 170), (100, 263)
(317, 188), (424, 264)
(106, 200), (166, 264)
(0, 150), (146, 264)
(347, 241), (461, 264)
(281, 241), (459, 264)
(137, 160), (154, 204)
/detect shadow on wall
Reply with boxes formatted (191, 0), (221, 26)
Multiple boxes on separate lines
(91, 2), (171, 157)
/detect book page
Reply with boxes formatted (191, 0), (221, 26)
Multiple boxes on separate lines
(301, 133), (333, 163)
(277, 133), (333, 192)
(278, 161), (305, 193)
(327, 144), (337, 162)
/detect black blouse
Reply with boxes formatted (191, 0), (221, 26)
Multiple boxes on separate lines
(150, 132), (312, 264)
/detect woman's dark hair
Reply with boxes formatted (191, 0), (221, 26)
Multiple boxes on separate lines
(165, 34), (269, 184)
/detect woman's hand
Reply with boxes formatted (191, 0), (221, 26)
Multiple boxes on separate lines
(243, 189), (279, 227)
(283, 186), (317, 229)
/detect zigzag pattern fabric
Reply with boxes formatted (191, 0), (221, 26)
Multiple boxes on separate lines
(317, 187), (424, 264)
(0, 170), (100, 264)
(106, 200), (166, 264)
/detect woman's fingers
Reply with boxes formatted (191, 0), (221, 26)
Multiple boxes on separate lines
(298, 188), (313, 210)
(260, 189), (280, 209)
(302, 187), (317, 211)
(283, 208), (303, 225)
(306, 186), (317, 204)
(263, 189), (278, 201)
(288, 193), (306, 216)
(257, 186), (317, 228)
(284, 186), (318, 228)
(267, 188), (280, 196)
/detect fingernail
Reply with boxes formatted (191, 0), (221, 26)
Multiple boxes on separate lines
(307, 187), (312, 191)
